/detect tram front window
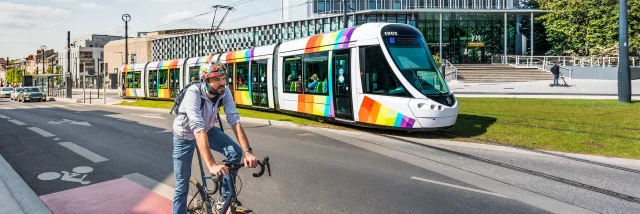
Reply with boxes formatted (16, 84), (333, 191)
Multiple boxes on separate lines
(383, 36), (450, 95)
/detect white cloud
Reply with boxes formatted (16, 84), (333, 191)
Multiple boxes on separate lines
(81, 3), (105, 9)
(0, 2), (70, 29)
(53, 0), (78, 2)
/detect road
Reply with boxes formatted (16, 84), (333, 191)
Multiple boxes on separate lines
(0, 98), (638, 214)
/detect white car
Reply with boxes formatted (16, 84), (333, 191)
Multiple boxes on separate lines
(0, 87), (12, 98)
(10, 87), (23, 100)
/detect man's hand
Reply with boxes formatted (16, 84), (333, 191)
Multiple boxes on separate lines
(244, 152), (258, 168)
(209, 164), (229, 177)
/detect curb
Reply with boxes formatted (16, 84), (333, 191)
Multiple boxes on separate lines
(51, 99), (640, 166)
(53, 99), (301, 128)
(0, 154), (52, 214)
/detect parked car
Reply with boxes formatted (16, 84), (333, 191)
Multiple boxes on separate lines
(10, 87), (23, 100)
(0, 87), (12, 98)
(17, 87), (47, 102)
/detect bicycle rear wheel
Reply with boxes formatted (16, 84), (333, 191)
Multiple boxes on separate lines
(187, 177), (209, 214)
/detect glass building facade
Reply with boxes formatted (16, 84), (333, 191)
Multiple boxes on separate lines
(152, 0), (548, 64)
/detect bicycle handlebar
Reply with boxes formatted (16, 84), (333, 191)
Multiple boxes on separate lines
(210, 156), (271, 182)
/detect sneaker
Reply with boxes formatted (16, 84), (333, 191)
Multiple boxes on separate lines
(214, 195), (231, 214)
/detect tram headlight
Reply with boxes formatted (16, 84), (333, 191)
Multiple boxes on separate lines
(430, 104), (435, 109)
(417, 103), (426, 108)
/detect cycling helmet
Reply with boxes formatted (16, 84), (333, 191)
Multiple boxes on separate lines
(200, 61), (228, 82)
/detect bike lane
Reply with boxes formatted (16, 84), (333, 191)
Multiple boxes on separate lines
(0, 104), (173, 214)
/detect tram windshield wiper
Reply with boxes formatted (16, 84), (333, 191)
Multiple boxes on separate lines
(407, 65), (446, 95)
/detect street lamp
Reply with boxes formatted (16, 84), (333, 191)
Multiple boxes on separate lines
(122, 14), (131, 64)
(41, 45), (47, 75)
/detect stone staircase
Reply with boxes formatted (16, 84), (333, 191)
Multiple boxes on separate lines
(454, 64), (554, 83)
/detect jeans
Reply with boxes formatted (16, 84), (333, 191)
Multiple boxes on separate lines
(172, 128), (243, 214)
(553, 74), (559, 85)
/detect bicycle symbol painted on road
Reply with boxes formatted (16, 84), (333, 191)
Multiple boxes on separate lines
(37, 166), (93, 185)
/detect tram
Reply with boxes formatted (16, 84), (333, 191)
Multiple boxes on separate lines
(119, 23), (459, 130)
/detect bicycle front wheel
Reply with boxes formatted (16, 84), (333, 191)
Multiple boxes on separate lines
(187, 177), (209, 214)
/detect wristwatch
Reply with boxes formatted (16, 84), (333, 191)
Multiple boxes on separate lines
(243, 147), (252, 153)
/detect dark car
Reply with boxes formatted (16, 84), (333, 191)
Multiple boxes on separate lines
(17, 87), (47, 102)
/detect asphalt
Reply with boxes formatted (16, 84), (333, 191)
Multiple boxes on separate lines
(0, 98), (548, 213)
(0, 97), (638, 213)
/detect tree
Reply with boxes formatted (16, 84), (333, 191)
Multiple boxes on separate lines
(534, 0), (640, 56)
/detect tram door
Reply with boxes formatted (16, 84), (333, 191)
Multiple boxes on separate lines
(332, 50), (353, 120)
(148, 70), (158, 98)
(251, 60), (269, 107)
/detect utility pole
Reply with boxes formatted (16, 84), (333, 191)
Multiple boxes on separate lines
(122, 14), (131, 64)
(67, 31), (72, 98)
(41, 45), (47, 75)
(618, 0), (631, 103)
(342, 0), (347, 28)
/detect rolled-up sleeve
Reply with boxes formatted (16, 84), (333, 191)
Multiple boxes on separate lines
(222, 89), (240, 127)
(183, 87), (205, 135)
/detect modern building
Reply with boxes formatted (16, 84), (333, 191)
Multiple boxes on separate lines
(151, 0), (547, 64)
(57, 34), (124, 88)
(103, 37), (153, 88)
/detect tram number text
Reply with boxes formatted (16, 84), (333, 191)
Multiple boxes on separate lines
(384, 32), (398, 36)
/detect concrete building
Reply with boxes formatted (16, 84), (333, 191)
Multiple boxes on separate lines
(103, 37), (153, 89)
(57, 34), (124, 88)
(151, 0), (547, 64)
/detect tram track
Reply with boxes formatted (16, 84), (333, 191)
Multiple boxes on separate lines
(370, 133), (640, 204)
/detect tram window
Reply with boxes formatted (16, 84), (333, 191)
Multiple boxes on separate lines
(125, 72), (133, 88)
(226, 63), (233, 87)
(170, 68), (179, 89)
(148, 70), (158, 89)
(188, 66), (200, 83)
(158, 69), (168, 89)
(303, 52), (329, 95)
(283, 56), (302, 93)
(235, 62), (249, 90)
(359, 46), (409, 97)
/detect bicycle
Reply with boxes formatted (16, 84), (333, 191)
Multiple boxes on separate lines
(186, 114), (271, 214)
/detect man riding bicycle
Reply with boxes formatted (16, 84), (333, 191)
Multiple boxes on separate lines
(172, 61), (258, 214)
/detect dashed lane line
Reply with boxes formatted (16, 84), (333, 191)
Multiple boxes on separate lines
(0, 114), (9, 119)
(8, 120), (26, 126)
(27, 127), (56, 137)
(58, 142), (109, 163)
(411, 176), (510, 199)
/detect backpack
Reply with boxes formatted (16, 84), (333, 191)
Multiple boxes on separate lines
(170, 82), (222, 116)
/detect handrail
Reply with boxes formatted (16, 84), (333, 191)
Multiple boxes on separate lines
(443, 60), (457, 81)
(502, 55), (639, 68)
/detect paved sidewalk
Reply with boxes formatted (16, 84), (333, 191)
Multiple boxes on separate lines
(449, 79), (640, 99)
(0, 154), (51, 214)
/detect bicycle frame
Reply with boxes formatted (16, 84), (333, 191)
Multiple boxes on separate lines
(191, 113), (270, 214)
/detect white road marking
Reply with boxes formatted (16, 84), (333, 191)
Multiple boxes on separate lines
(69, 104), (85, 107)
(411, 176), (510, 199)
(58, 142), (108, 163)
(0, 106), (13, 110)
(53, 138), (60, 141)
(131, 113), (165, 119)
(9, 120), (26, 126)
(0, 114), (10, 119)
(123, 173), (174, 200)
(51, 104), (67, 108)
(28, 127), (55, 137)
(48, 119), (91, 127)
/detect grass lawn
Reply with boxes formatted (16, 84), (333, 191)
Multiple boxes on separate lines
(117, 98), (640, 159)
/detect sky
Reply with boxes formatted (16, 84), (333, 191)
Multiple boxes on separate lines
(0, 0), (309, 60)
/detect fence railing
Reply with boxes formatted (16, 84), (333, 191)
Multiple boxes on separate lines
(444, 60), (458, 81)
(501, 55), (639, 68)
